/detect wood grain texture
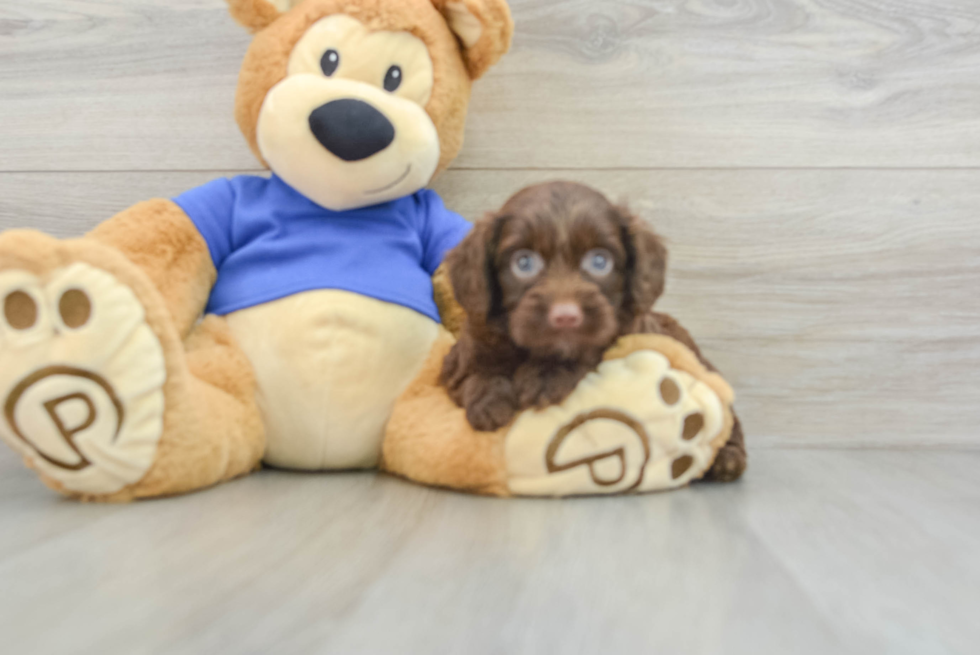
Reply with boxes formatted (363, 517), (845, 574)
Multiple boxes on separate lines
(2, 169), (978, 447)
(1, 447), (978, 654)
(3, 0), (980, 170)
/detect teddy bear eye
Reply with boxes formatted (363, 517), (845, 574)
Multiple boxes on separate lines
(581, 249), (614, 277)
(321, 49), (340, 76)
(511, 250), (544, 280)
(383, 65), (403, 92)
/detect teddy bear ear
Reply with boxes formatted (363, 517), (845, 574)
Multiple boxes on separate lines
(226, 0), (305, 33)
(433, 0), (514, 80)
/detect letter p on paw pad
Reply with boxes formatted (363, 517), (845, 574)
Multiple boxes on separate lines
(0, 264), (166, 495)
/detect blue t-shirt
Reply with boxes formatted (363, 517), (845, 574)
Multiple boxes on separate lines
(173, 175), (471, 321)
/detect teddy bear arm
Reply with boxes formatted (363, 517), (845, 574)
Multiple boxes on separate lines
(88, 199), (217, 339)
(432, 263), (466, 338)
(382, 330), (510, 496)
(386, 328), (740, 496)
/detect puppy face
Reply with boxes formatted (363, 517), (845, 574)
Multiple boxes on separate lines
(448, 181), (668, 360)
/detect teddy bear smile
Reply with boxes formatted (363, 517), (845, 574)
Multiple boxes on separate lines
(365, 164), (412, 195)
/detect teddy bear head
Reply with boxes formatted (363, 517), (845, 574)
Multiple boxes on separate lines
(226, 0), (512, 211)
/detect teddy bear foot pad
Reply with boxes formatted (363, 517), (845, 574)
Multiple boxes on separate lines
(0, 262), (166, 495)
(505, 348), (730, 496)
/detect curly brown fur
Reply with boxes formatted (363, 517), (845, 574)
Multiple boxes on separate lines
(441, 181), (747, 481)
(441, 181), (663, 428)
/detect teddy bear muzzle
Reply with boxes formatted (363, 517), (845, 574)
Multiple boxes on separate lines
(308, 98), (396, 162)
(256, 74), (440, 212)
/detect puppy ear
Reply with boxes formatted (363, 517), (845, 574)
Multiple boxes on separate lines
(432, 0), (514, 80)
(446, 213), (505, 322)
(618, 208), (668, 315)
(226, 0), (304, 33)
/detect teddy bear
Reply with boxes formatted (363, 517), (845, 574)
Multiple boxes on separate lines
(0, 0), (740, 501)
(0, 0), (515, 500)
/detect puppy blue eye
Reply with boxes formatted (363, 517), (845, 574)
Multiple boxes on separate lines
(511, 250), (544, 280)
(384, 65), (403, 92)
(321, 49), (340, 76)
(582, 249), (614, 277)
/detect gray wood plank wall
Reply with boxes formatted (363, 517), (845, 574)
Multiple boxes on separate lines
(1, 0), (978, 448)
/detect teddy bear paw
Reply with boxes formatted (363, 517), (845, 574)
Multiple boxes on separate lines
(0, 262), (166, 495)
(503, 349), (731, 496)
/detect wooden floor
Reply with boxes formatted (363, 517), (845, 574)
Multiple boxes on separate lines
(1, 447), (979, 653)
(1, 1), (979, 653)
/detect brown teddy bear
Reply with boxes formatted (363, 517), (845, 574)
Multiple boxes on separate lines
(0, 0), (738, 500)
(0, 0), (514, 500)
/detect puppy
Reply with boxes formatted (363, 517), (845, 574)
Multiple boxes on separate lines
(440, 181), (747, 481)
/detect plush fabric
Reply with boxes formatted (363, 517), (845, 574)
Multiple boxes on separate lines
(432, 263), (467, 338)
(382, 331), (510, 496)
(288, 15), (435, 105)
(88, 199), (216, 339)
(234, 0), (513, 175)
(261, 19), (444, 210)
(0, 231), (264, 501)
(382, 330), (735, 496)
(225, 289), (439, 470)
(432, 0), (512, 79)
(0, 0), (517, 500)
(228, 0), (298, 33)
(173, 175), (471, 320)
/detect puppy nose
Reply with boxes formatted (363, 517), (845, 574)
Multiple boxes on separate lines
(308, 99), (395, 162)
(548, 302), (584, 330)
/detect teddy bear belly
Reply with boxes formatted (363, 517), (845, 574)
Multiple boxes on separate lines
(224, 289), (439, 470)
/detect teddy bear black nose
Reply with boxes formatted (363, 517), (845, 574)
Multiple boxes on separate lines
(308, 99), (395, 162)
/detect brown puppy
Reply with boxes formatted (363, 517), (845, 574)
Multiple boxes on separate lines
(441, 181), (747, 481)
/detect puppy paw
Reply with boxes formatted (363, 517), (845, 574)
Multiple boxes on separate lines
(704, 443), (746, 482)
(515, 363), (586, 410)
(464, 376), (518, 432)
